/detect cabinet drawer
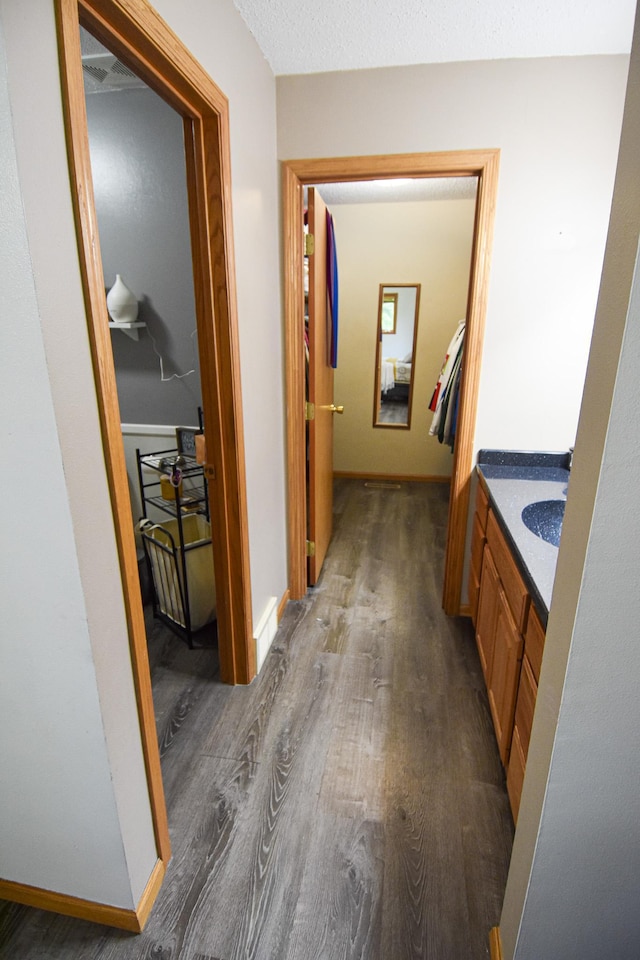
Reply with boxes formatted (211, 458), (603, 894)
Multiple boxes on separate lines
(514, 654), (537, 760)
(524, 604), (545, 684)
(487, 586), (524, 766)
(507, 724), (526, 824)
(475, 481), (489, 532)
(486, 510), (529, 632)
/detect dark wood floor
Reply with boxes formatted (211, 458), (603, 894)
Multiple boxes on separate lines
(0, 479), (514, 960)
(377, 398), (409, 424)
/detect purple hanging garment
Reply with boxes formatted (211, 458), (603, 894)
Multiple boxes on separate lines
(326, 209), (339, 368)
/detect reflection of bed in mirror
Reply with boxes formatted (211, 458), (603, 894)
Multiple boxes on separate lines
(381, 356), (412, 400)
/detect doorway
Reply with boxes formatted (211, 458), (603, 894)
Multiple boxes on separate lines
(80, 22), (214, 646)
(56, 0), (255, 875)
(283, 151), (500, 612)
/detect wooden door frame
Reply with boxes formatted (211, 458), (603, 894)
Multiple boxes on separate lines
(282, 151), (500, 612)
(56, 0), (255, 875)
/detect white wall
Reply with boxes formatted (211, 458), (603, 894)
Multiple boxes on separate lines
(277, 55), (629, 458)
(0, 5), (156, 906)
(0, 0), (287, 909)
(501, 5), (640, 955)
(330, 198), (475, 476)
(153, 0), (288, 626)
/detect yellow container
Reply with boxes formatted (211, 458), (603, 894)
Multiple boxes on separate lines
(143, 515), (216, 630)
(160, 474), (183, 500)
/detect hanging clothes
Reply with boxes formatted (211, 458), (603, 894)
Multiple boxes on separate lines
(326, 209), (339, 368)
(429, 319), (465, 448)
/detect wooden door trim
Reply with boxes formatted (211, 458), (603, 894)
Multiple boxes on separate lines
(282, 150), (500, 610)
(55, 0), (254, 877)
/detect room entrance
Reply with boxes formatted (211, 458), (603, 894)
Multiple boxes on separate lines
(56, 0), (255, 887)
(283, 151), (500, 612)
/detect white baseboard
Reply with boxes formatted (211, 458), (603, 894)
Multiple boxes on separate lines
(254, 596), (278, 672)
(121, 422), (198, 436)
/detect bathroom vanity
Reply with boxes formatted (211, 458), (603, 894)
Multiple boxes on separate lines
(469, 450), (570, 821)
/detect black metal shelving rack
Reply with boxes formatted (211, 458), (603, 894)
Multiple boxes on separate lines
(136, 447), (213, 648)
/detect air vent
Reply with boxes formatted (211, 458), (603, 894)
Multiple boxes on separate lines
(82, 64), (108, 83)
(81, 53), (146, 92)
(110, 60), (137, 79)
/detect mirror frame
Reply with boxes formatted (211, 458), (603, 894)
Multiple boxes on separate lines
(373, 283), (421, 430)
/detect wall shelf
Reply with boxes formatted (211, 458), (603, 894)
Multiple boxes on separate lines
(108, 321), (146, 341)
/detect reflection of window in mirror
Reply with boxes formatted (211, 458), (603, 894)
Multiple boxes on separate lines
(374, 284), (421, 430)
(381, 292), (398, 333)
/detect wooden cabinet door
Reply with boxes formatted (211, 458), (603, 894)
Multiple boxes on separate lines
(507, 653), (538, 821)
(469, 511), (486, 626)
(524, 604), (545, 684)
(506, 724), (526, 823)
(488, 587), (524, 766)
(475, 546), (500, 683)
(486, 510), (529, 632)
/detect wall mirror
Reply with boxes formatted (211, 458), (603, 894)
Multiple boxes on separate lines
(374, 283), (421, 429)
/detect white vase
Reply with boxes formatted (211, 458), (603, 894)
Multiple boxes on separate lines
(107, 274), (138, 323)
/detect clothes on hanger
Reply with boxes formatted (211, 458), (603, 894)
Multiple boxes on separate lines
(429, 319), (465, 449)
(326, 209), (339, 368)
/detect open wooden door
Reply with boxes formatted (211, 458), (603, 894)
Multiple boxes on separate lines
(307, 187), (335, 584)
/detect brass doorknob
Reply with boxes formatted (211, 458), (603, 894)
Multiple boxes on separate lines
(329, 404), (344, 414)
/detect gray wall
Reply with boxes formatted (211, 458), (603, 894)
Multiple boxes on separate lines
(86, 85), (201, 426)
(501, 4), (640, 955)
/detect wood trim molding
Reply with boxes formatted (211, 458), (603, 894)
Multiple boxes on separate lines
(277, 588), (290, 622)
(489, 925), (504, 960)
(333, 471), (451, 483)
(134, 857), (166, 931)
(0, 859), (165, 933)
(55, 3), (254, 677)
(71, 0), (253, 687)
(442, 148), (500, 615)
(53, 0), (255, 919)
(55, 0), (170, 866)
(282, 150), (500, 608)
(283, 163), (307, 600)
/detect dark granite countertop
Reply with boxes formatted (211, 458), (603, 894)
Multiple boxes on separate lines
(476, 450), (571, 626)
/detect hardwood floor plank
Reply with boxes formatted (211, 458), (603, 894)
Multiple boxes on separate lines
(381, 778), (473, 960)
(318, 651), (392, 821)
(0, 479), (513, 960)
(199, 599), (331, 766)
(140, 757), (258, 960)
(165, 654), (339, 960)
(460, 780), (514, 955)
(284, 814), (384, 960)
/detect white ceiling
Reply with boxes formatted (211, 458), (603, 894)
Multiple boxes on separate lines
(313, 177), (478, 206)
(231, 0), (636, 76)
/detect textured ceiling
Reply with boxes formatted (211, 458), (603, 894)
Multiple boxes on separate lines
(313, 177), (478, 206)
(232, 0), (636, 76)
